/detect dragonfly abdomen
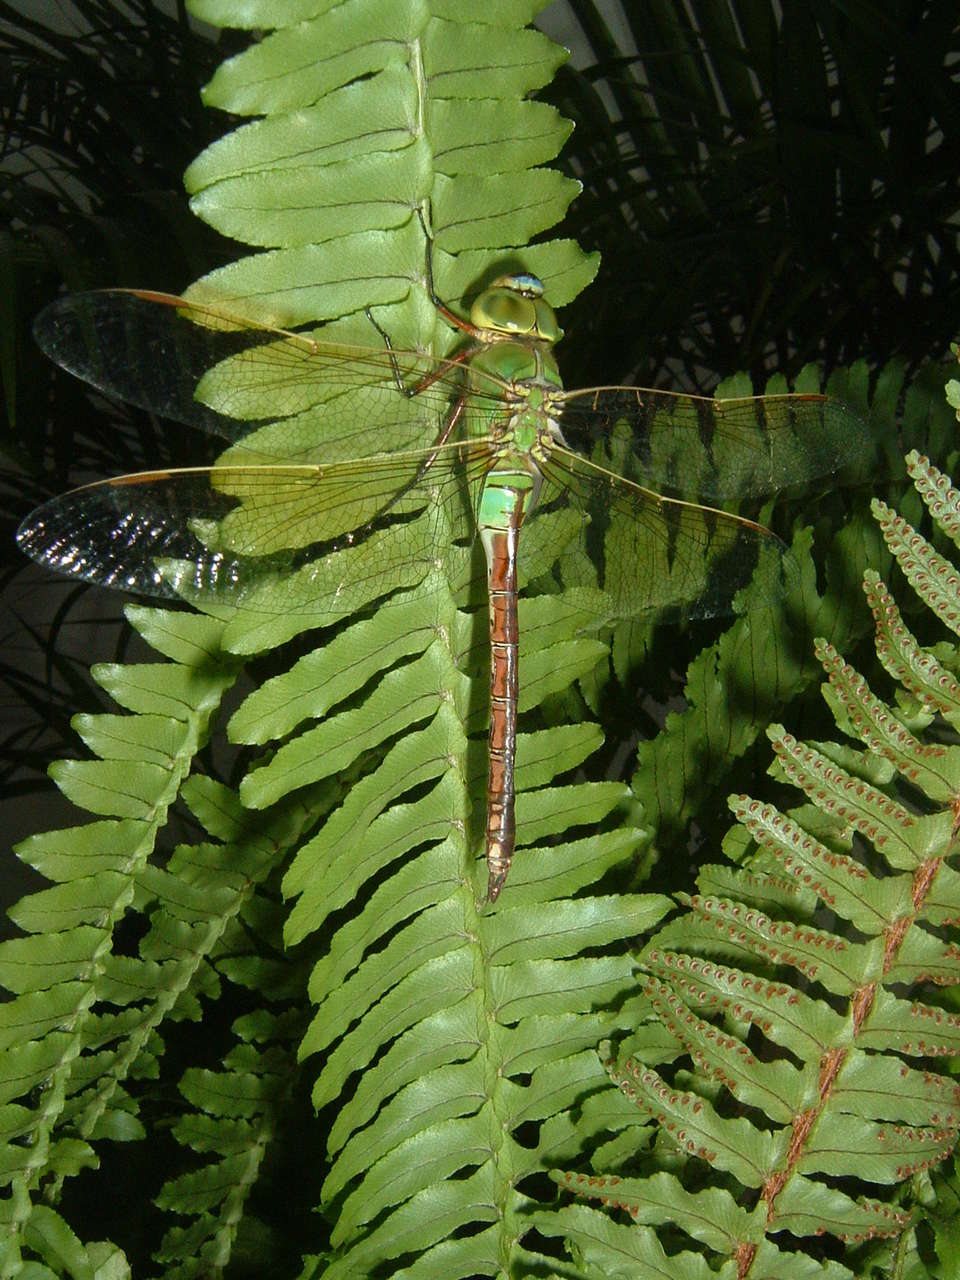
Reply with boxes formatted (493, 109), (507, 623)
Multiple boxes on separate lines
(477, 456), (541, 902)
(485, 552), (518, 903)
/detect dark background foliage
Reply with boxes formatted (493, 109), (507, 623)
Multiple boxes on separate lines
(2, 0), (958, 893)
(538, 0), (959, 390)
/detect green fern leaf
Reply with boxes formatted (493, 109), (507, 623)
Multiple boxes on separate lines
(538, 1202), (744, 1280)
(2, 1), (647, 1272)
(0, 608), (246, 1268)
(547, 439), (960, 1274)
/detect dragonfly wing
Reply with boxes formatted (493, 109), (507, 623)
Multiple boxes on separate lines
(554, 385), (870, 504)
(16, 445), (488, 617)
(532, 445), (791, 622)
(34, 290), (513, 463)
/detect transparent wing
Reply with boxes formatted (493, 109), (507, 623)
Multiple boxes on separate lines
(555, 384), (870, 504)
(16, 444), (494, 618)
(529, 444), (792, 621)
(34, 289), (514, 464)
(36, 292), (869, 496)
(28, 287), (856, 626)
(19, 439), (792, 625)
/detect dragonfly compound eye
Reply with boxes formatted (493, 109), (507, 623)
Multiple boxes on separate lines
(471, 279), (562, 344)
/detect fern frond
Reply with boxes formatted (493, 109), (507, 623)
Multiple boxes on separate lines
(0, 609), (241, 1270)
(154, 996), (303, 1276)
(180, 0), (594, 343)
(631, 358), (958, 869)
(261, 564), (663, 1271)
(2, 2), (634, 1272)
(545, 449), (960, 1276)
(143, 9), (654, 1267)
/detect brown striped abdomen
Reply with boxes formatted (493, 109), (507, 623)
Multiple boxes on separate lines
(483, 522), (520, 902)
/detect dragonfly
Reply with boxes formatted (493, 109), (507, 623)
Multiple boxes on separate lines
(17, 270), (866, 903)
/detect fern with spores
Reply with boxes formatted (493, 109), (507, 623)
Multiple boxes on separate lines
(544, 448), (960, 1278)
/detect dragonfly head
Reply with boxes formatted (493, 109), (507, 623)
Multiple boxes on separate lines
(470, 273), (563, 345)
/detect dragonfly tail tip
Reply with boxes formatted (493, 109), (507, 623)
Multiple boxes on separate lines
(486, 869), (508, 904)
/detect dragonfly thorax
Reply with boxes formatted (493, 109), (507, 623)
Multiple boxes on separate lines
(470, 273), (562, 346)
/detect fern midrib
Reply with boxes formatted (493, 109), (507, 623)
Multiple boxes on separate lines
(8, 705), (216, 1222)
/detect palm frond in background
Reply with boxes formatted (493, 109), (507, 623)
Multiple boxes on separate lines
(539, 0), (960, 391)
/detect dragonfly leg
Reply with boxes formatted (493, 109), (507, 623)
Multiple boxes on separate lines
(417, 205), (487, 342)
(364, 306), (477, 399)
(375, 394), (467, 525)
(360, 282), (474, 516)
(365, 208), (487, 396)
(363, 306), (408, 394)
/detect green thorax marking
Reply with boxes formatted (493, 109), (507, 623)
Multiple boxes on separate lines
(466, 272), (563, 452)
(469, 271), (563, 394)
(464, 272), (564, 532)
